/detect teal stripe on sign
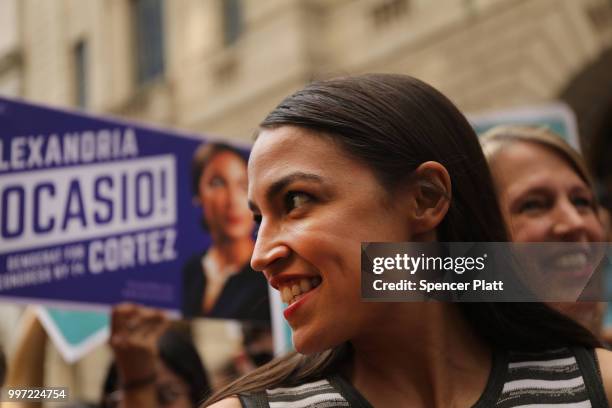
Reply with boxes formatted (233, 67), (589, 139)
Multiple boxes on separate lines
(47, 308), (109, 345)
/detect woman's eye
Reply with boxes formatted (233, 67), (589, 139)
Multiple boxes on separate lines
(572, 196), (593, 209)
(518, 198), (547, 214)
(209, 176), (225, 188)
(284, 192), (312, 212)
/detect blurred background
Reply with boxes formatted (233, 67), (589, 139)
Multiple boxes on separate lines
(0, 0), (611, 405)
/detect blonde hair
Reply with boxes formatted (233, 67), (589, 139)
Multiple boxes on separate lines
(480, 125), (596, 198)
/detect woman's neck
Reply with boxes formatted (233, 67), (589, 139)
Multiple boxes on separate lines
(209, 236), (254, 271)
(348, 303), (491, 408)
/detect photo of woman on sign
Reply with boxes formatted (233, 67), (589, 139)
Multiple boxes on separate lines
(182, 142), (270, 322)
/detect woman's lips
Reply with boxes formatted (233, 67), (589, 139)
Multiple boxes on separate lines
(279, 277), (322, 305)
(541, 251), (593, 279)
(282, 280), (322, 320)
(226, 214), (247, 224)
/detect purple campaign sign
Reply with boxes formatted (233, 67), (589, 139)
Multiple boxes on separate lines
(0, 97), (230, 315)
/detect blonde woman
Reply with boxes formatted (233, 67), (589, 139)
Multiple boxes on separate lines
(481, 125), (607, 336)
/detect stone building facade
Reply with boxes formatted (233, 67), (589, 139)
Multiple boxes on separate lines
(2, 0), (611, 142)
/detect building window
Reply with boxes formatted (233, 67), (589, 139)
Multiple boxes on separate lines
(223, 0), (242, 46)
(74, 40), (88, 108)
(132, 0), (165, 85)
(371, 0), (410, 28)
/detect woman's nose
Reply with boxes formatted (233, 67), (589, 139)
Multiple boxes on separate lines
(228, 185), (247, 209)
(551, 200), (589, 241)
(250, 221), (290, 272)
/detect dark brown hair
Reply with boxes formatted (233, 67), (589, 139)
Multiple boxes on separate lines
(203, 74), (599, 406)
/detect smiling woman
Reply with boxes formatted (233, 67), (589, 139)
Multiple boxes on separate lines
(203, 74), (612, 408)
(481, 126), (606, 336)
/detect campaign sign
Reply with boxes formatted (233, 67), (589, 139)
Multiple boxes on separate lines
(468, 102), (580, 150)
(0, 97), (210, 314)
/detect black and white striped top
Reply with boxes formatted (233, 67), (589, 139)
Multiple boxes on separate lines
(238, 347), (608, 407)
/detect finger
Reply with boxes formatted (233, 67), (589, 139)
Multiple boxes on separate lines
(111, 303), (138, 333)
(110, 304), (149, 350)
(131, 311), (170, 346)
(117, 307), (164, 336)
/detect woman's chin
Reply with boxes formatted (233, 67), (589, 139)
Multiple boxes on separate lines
(294, 341), (327, 355)
(292, 330), (339, 355)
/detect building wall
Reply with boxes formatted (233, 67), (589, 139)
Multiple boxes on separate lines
(0, 0), (22, 97)
(9, 0), (612, 139)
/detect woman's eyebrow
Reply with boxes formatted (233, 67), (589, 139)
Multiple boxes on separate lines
(511, 184), (550, 199)
(267, 172), (324, 198)
(248, 172), (324, 212)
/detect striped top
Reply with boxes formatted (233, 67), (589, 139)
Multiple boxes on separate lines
(266, 379), (350, 408)
(237, 347), (608, 408)
(496, 348), (606, 408)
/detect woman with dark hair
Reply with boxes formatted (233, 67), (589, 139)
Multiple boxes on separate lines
(205, 74), (612, 407)
(106, 304), (211, 408)
(183, 142), (270, 321)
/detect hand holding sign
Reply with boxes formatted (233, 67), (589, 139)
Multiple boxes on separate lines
(108, 303), (205, 407)
(110, 303), (169, 390)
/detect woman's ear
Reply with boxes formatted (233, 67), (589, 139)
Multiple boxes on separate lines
(408, 161), (451, 240)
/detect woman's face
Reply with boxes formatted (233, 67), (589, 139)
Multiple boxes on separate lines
(491, 141), (603, 244)
(491, 141), (605, 314)
(198, 151), (253, 241)
(248, 126), (414, 353)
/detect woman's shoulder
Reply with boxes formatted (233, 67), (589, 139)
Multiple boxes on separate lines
(207, 377), (351, 408)
(489, 346), (609, 407)
(206, 396), (242, 408)
(595, 348), (612, 406)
